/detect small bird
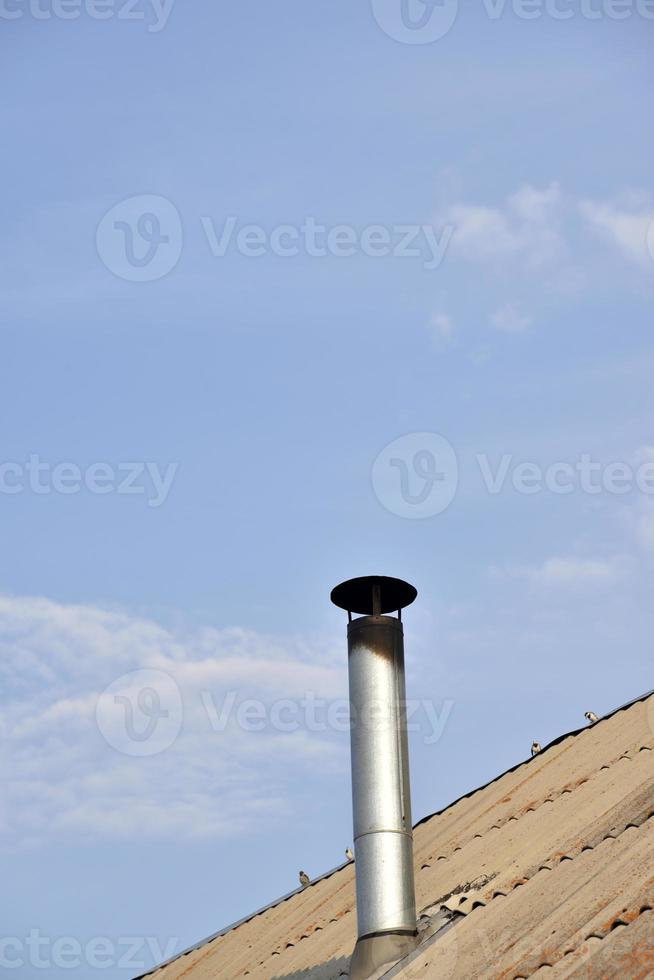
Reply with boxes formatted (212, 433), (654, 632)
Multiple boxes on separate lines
(299, 871), (310, 888)
(585, 711), (599, 724)
(531, 741), (541, 757)
(345, 848), (354, 861)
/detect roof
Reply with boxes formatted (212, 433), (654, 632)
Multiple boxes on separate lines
(137, 690), (654, 979)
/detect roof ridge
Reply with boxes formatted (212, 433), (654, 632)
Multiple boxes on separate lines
(133, 686), (654, 980)
(419, 734), (654, 870)
(414, 687), (654, 831)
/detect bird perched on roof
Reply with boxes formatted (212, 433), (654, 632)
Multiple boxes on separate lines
(345, 847), (354, 861)
(299, 871), (310, 888)
(531, 741), (541, 756)
(585, 711), (599, 724)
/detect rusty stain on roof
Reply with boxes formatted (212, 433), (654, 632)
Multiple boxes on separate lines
(136, 690), (654, 979)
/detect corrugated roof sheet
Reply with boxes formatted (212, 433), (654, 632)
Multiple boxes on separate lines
(137, 690), (654, 979)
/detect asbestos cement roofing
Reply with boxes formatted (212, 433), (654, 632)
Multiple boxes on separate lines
(137, 691), (654, 980)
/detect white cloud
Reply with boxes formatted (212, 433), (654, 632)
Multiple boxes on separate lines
(529, 556), (627, 589)
(579, 196), (654, 267)
(445, 202), (520, 258)
(491, 555), (629, 592)
(0, 595), (347, 847)
(429, 312), (454, 350)
(441, 183), (654, 274)
(509, 183), (562, 224)
(626, 497), (654, 555)
(490, 304), (533, 333)
(434, 184), (654, 333)
(441, 181), (566, 269)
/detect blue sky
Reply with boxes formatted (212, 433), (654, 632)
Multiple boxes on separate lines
(2, 2), (654, 977)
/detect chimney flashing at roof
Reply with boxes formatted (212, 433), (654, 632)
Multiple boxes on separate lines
(379, 908), (462, 979)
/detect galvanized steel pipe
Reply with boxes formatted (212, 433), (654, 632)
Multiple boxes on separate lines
(331, 576), (419, 976)
(348, 612), (417, 937)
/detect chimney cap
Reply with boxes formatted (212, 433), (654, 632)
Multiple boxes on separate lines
(330, 576), (417, 616)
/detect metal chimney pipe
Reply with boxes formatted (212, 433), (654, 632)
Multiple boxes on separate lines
(331, 576), (419, 980)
